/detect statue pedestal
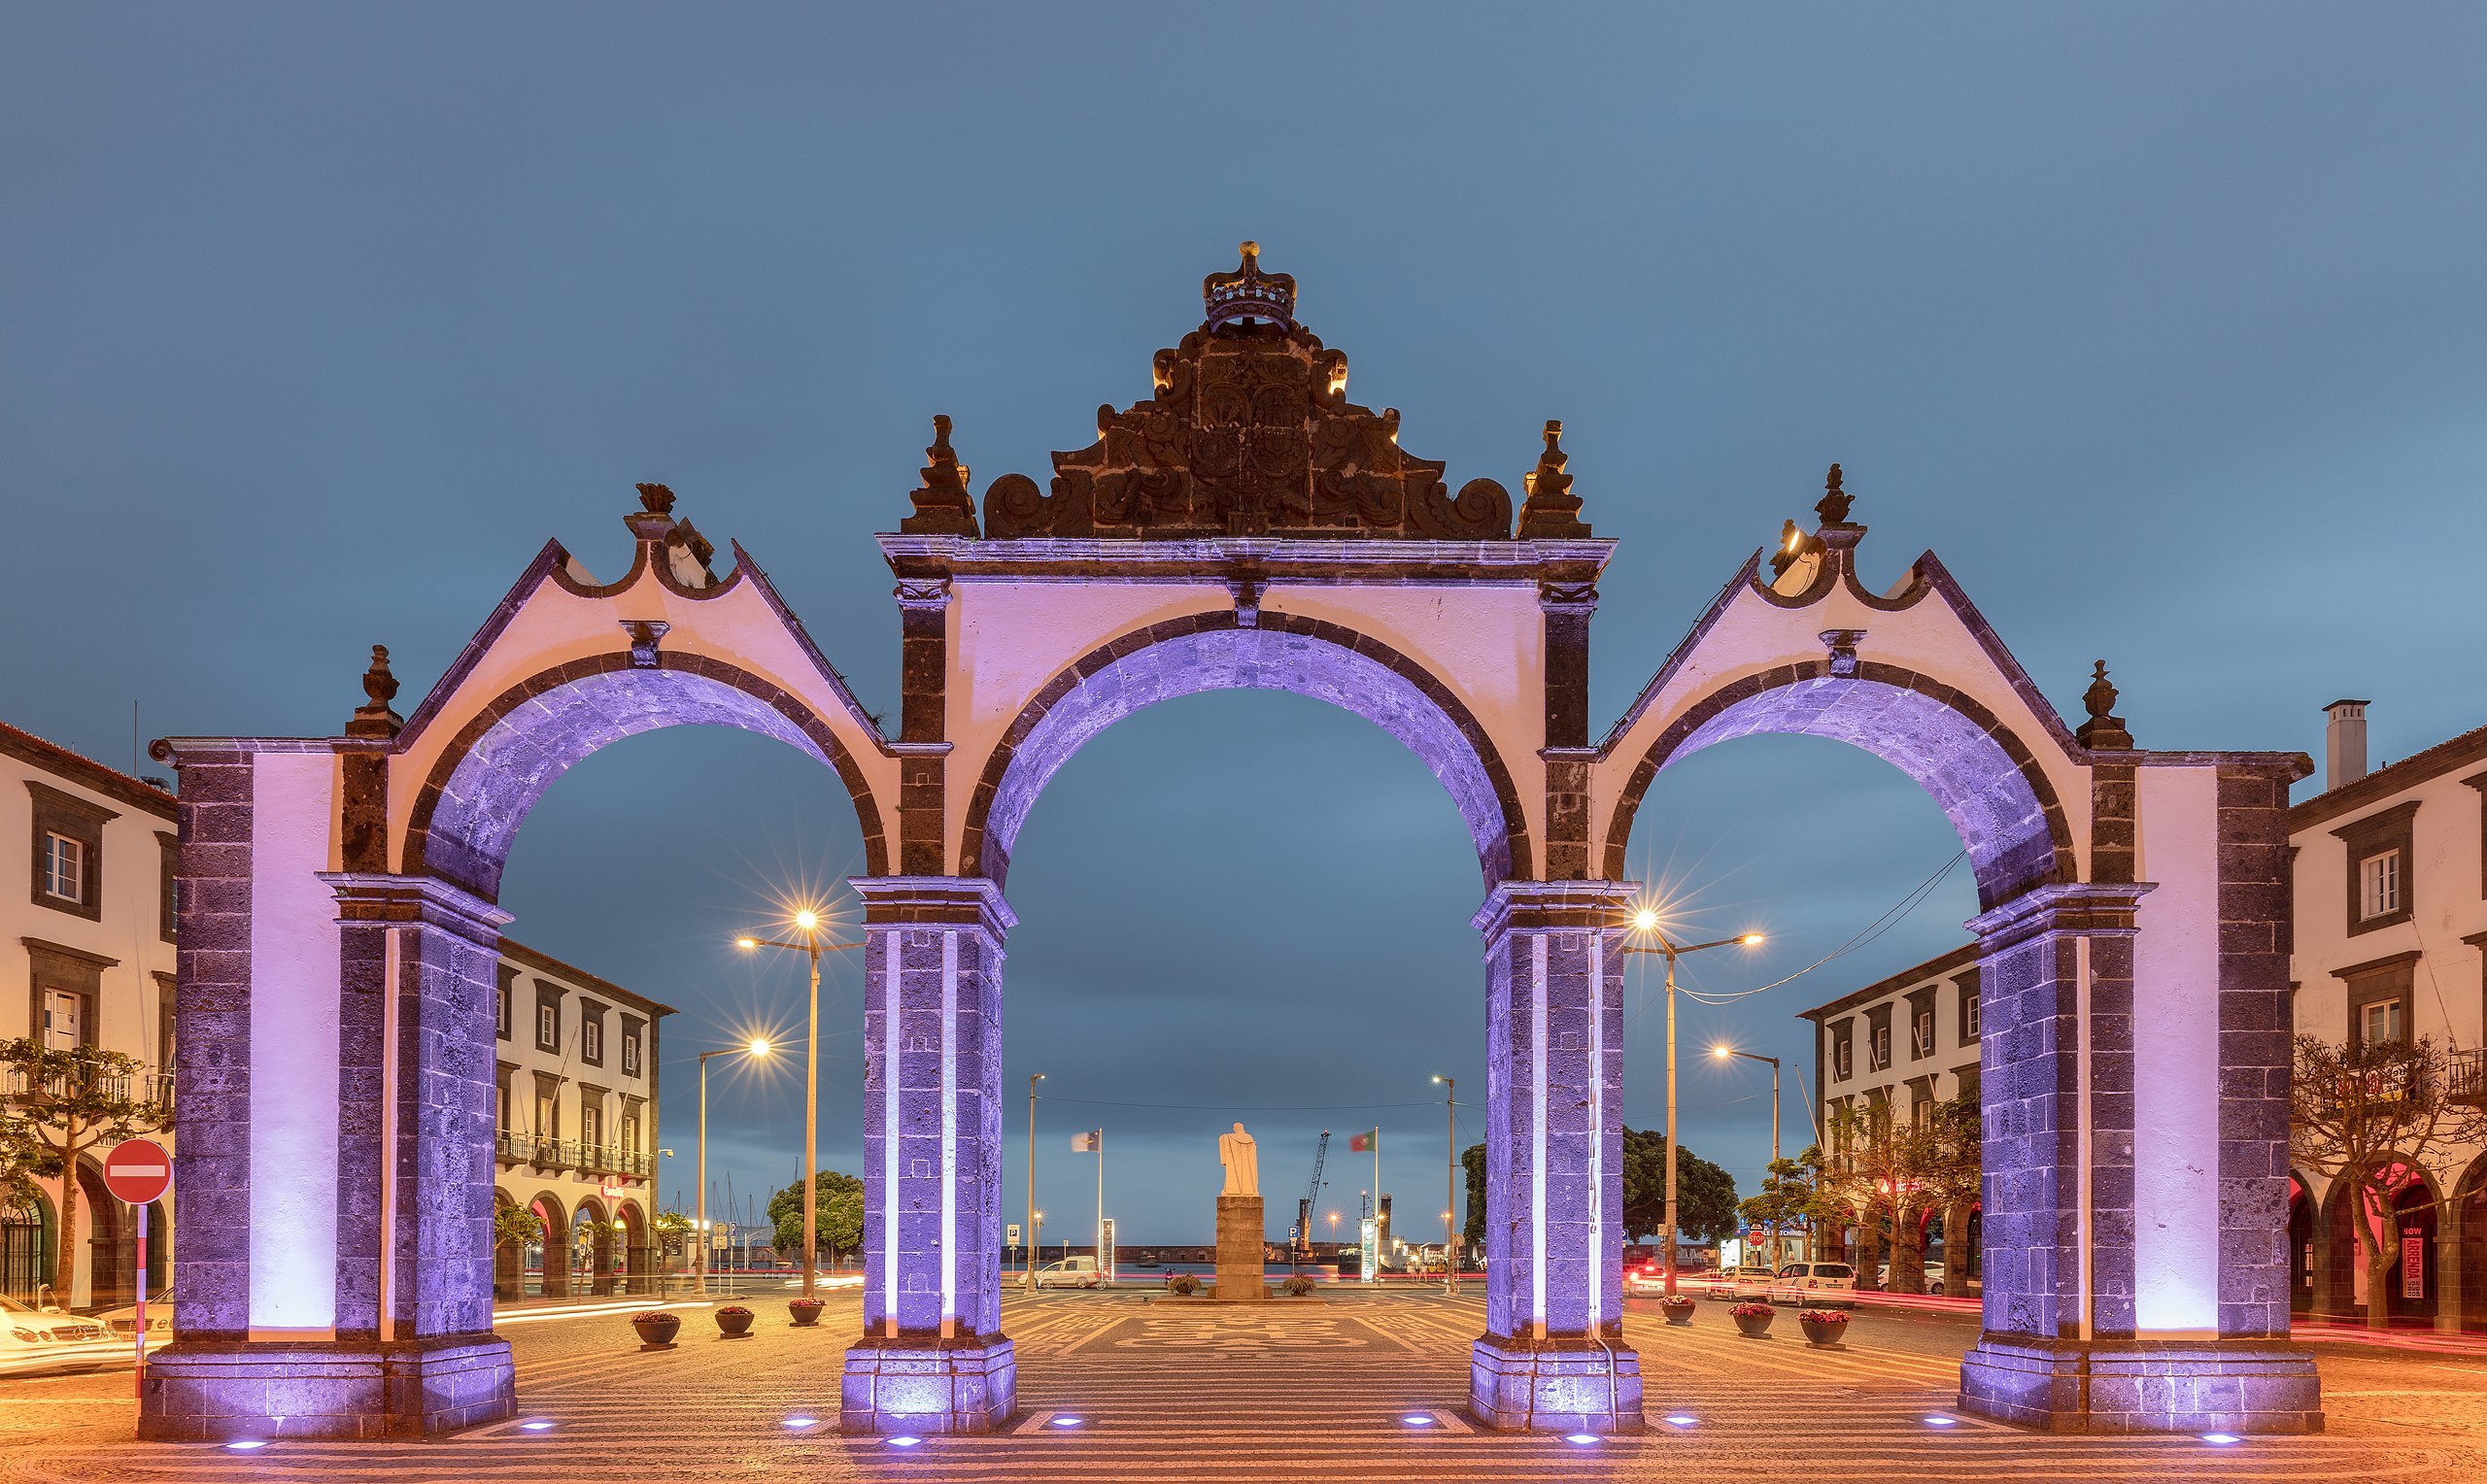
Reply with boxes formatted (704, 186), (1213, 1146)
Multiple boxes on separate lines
(1214, 1195), (1266, 1301)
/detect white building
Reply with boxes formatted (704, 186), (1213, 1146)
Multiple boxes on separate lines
(2287, 700), (2487, 1331)
(491, 938), (672, 1298)
(0, 720), (178, 1309)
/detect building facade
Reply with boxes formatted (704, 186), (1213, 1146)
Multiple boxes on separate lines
(2289, 700), (2487, 1331)
(0, 721), (178, 1310)
(1798, 942), (1983, 1288)
(492, 939), (671, 1298)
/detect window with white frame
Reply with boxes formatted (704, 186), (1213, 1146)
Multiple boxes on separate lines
(537, 1001), (558, 1051)
(582, 1019), (601, 1063)
(622, 1028), (641, 1076)
(1963, 991), (1981, 1039)
(2359, 997), (2405, 1047)
(1913, 1007), (1935, 1059)
(1870, 1023), (1891, 1069)
(2360, 850), (2402, 921)
(42, 832), (84, 903)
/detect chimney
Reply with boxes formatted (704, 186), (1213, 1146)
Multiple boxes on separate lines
(2324, 699), (2370, 790)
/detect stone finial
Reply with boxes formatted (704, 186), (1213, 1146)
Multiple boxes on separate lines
(347, 645), (403, 739)
(900, 414), (982, 537)
(1815, 463), (1854, 526)
(625, 482), (679, 541)
(2074, 659), (2134, 750)
(635, 482), (676, 518)
(1516, 421), (1592, 539)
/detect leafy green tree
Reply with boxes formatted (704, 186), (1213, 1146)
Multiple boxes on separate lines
(0, 1040), (169, 1302)
(1460, 1142), (1485, 1249)
(1738, 1156), (1815, 1268)
(1621, 1128), (1738, 1245)
(494, 1201), (544, 1253)
(653, 1209), (695, 1259)
(768, 1169), (866, 1261)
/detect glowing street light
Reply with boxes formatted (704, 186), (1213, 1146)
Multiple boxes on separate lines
(695, 1038), (769, 1292)
(1620, 912), (1764, 1297)
(1429, 1074), (1459, 1297)
(1712, 1042), (1785, 1270)
(737, 907), (860, 1302)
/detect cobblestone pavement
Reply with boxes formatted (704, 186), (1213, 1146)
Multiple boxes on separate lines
(3, 1290), (2484, 1481)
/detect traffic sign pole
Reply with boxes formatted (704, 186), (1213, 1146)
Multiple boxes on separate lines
(131, 1202), (148, 1399)
(100, 1138), (172, 1398)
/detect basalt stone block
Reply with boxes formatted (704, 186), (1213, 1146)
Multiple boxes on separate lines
(840, 1337), (1016, 1434)
(1470, 1334), (1644, 1433)
(1215, 1195), (1267, 1301)
(138, 1336), (514, 1440)
(1959, 1334), (2321, 1434)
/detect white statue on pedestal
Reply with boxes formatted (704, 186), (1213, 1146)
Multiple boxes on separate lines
(1217, 1122), (1259, 1197)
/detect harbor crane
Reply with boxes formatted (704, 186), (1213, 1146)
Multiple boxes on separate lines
(1291, 1129), (1330, 1266)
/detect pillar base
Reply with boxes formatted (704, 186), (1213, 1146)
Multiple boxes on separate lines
(840, 1336), (1016, 1434)
(136, 1334), (515, 1440)
(1214, 1194), (1267, 1301)
(1959, 1334), (2324, 1434)
(1469, 1334), (1645, 1433)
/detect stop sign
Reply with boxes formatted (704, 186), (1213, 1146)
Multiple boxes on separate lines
(102, 1138), (172, 1205)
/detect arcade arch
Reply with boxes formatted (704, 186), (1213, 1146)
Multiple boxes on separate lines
(143, 247), (2316, 1444)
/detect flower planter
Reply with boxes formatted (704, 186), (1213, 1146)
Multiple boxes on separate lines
(1729, 1304), (1776, 1339)
(630, 1311), (680, 1349)
(1800, 1317), (1846, 1346)
(1659, 1299), (1695, 1327)
(788, 1298), (824, 1328)
(715, 1306), (755, 1338)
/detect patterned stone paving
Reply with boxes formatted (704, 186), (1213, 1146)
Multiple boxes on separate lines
(2, 1290), (2482, 1481)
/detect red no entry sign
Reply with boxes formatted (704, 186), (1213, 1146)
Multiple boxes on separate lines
(102, 1138), (172, 1205)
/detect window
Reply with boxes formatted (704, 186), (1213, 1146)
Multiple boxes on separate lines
(40, 988), (84, 1050)
(537, 1002), (558, 1051)
(2359, 998), (2405, 1046)
(25, 939), (112, 1052)
(580, 1101), (602, 1148)
(1962, 991), (1981, 1040)
(622, 1027), (642, 1077)
(1870, 1024), (1891, 1070)
(582, 1019), (602, 1065)
(2360, 851), (2402, 921)
(156, 831), (178, 942)
(27, 781), (113, 922)
(534, 1092), (557, 1138)
(1913, 1008), (1935, 1059)
(1830, 1024), (1854, 1080)
(2334, 800), (2418, 936)
(42, 833), (84, 903)
(622, 1110), (640, 1155)
(497, 983), (512, 1040)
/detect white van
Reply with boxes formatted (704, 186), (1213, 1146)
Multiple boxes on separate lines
(1034, 1257), (1104, 1290)
(1772, 1262), (1856, 1306)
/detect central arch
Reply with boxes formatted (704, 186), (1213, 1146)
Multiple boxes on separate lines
(961, 613), (1532, 891)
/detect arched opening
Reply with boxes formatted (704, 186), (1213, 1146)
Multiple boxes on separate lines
(2457, 1156), (2487, 1333)
(0, 1192), (51, 1305)
(2288, 1173), (2316, 1315)
(527, 1192), (568, 1298)
(2386, 1168), (2440, 1326)
(493, 1191), (524, 1301)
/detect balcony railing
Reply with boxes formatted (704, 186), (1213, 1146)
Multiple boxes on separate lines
(2451, 1049), (2487, 1106)
(494, 1131), (651, 1179)
(1, 1063), (174, 1113)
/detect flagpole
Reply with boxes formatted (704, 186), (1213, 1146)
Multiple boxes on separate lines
(1094, 1129), (1104, 1282)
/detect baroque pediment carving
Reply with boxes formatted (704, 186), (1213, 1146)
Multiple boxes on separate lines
(983, 245), (1514, 541)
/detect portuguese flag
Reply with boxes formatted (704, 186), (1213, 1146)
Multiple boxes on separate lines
(1348, 1129), (1378, 1153)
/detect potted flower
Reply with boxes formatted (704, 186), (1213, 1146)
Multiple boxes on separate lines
(1797, 1307), (1849, 1347)
(715, 1303), (755, 1338)
(789, 1297), (825, 1328)
(1729, 1300), (1776, 1338)
(630, 1310), (680, 1349)
(1658, 1294), (1695, 1326)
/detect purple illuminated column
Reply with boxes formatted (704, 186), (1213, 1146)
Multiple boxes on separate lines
(1471, 880), (1641, 1433)
(844, 876), (1014, 1435)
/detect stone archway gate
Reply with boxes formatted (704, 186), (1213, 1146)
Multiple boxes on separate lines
(143, 248), (2320, 1441)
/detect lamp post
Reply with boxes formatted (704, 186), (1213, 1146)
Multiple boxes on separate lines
(1620, 912), (1762, 1298)
(1026, 1073), (1044, 1291)
(1711, 1044), (1783, 1272)
(1429, 1075), (1458, 1296)
(696, 1040), (770, 1294)
(737, 909), (860, 1303)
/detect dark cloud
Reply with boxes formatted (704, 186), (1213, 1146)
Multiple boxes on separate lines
(5, 5), (2481, 1240)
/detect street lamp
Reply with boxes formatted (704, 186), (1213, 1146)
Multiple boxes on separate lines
(738, 908), (860, 1303)
(1620, 912), (1763, 1297)
(1712, 1043), (1784, 1272)
(1429, 1075), (1458, 1296)
(1026, 1073), (1045, 1291)
(696, 1039), (770, 1294)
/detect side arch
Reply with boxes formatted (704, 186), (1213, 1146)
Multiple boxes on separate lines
(959, 610), (1533, 890)
(1600, 660), (2077, 910)
(403, 652), (891, 898)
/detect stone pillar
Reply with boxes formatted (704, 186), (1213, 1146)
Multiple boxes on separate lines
(1215, 1196), (1267, 1300)
(1957, 878), (2319, 1433)
(842, 876), (1015, 1435)
(1470, 880), (1641, 1434)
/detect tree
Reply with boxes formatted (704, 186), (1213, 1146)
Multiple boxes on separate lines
(1912, 1091), (1983, 1294)
(2291, 1031), (2487, 1330)
(0, 1039), (170, 1303)
(494, 1201), (544, 1254)
(1621, 1128), (1738, 1245)
(768, 1169), (866, 1261)
(653, 1209), (695, 1260)
(1460, 1142), (1485, 1249)
(1738, 1156), (1816, 1268)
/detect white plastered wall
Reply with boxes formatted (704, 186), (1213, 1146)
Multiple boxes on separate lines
(2130, 762), (2222, 1333)
(247, 751), (344, 1334)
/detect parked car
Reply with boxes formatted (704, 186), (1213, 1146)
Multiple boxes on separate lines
(0, 1296), (121, 1376)
(1872, 1262), (1950, 1296)
(1770, 1261), (1857, 1306)
(1033, 1257), (1104, 1290)
(1699, 1265), (1777, 1300)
